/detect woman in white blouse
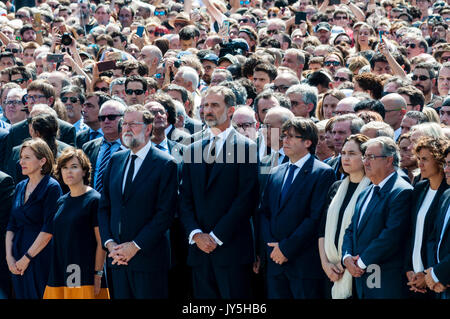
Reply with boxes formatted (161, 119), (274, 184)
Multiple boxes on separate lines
(405, 136), (449, 298)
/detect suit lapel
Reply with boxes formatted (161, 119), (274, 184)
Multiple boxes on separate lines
(357, 174), (396, 236)
(206, 129), (236, 190)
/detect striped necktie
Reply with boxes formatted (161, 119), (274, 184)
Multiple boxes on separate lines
(95, 141), (113, 193)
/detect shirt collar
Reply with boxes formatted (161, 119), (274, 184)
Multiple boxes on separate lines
(289, 152), (311, 170)
(374, 171), (396, 189)
(207, 125), (233, 141)
(89, 127), (103, 135)
(152, 138), (168, 150)
(131, 139), (152, 160)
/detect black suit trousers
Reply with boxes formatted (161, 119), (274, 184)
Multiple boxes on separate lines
(111, 267), (168, 299)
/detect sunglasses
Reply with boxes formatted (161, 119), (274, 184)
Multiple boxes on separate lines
(240, 0), (250, 4)
(336, 40), (351, 46)
(154, 10), (166, 16)
(268, 13), (277, 18)
(15, 14), (26, 19)
(404, 43), (417, 48)
(155, 32), (165, 36)
(411, 75), (430, 81)
(5, 48), (19, 53)
(334, 76), (348, 82)
(125, 89), (145, 95)
(98, 114), (123, 122)
(324, 61), (340, 66)
(61, 96), (80, 103)
(11, 78), (26, 84)
(154, 73), (163, 79)
(95, 87), (109, 93)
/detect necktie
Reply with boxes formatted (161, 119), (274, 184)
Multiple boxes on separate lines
(372, 185), (380, 198)
(280, 164), (297, 205)
(155, 144), (165, 151)
(123, 154), (138, 198)
(206, 137), (217, 164)
(95, 141), (113, 193)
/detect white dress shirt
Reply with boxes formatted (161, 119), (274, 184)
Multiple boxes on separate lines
(282, 153), (311, 186)
(412, 187), (436, 273)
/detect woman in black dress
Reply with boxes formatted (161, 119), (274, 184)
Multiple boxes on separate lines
(5, 138), (62, 299)
(44, 147), (109, 299)
(318, 134), (370, 299)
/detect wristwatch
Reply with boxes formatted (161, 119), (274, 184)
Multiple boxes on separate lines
(95, 270), (104, 277)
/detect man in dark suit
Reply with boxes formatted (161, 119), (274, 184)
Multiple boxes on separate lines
(342, 136), (413, 299)
(179, 86), (259, 299)
(0, 171), (14, 299)
(259, 117), (336, 298)
(82, 100), (125, 191)
(0, 128), (8, 171)
(424, 146), (450, 299)
(75, 92), (111, 149)
(98, 104), (178, 299)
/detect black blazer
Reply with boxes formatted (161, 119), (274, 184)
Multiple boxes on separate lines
(405, 179), (449, 273)
(183, 116), (203, 135)
(0, 128), (8, 171)
(82, 137), (103, 184)
(342, 172), (413, 298)
(179, 129), (259, 267)
(428, 188), (450, 286)
(0, 171), (13, 298)
(75, 128), (91, 149)
(167, 125), (191, 146)
(97, 145), (178, 272)
(259, 155), (336, 279)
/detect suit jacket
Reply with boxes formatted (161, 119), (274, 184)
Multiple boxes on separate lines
(179, 128), (259, 267)
(428, 189), (450, 286)
(259, 156), (336, 278)
(82, 137), (103, 185)
(0, 171), (13, 298)
(326, 155), (343, 180)
(75, 128), (91, 149)
(97, 145), (178, 272)
(405, 179), (448, 273)
(183, 116), (203, 135)
(342, 172), (413, 298)
(167, 125), (191, 146)
(0, 128), (8, 171)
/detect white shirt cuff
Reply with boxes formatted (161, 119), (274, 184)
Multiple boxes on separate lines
(104, 239), (114, 248)
(343, 253), (352, 265)
(209, 231), (223, 246)
(357, 257), (366, 269)
(132, 241), (141, 250)
(431, 268), (440, 283)
(189, 229), (202, 244)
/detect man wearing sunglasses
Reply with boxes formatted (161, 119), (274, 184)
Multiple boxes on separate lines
(411, 63), (437, 106)
(60, 85), (87, 132)
(124, 75), (148, 106)
(82, 100), (125, 191)
(402, 35), (428, 60)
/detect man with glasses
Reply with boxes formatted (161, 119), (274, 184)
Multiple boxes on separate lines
(411, 63), (437, 106)
(60, 86), (87, 132)
(3, 88), (26, 126)
(380, 93), (407, 142)
(342, 136), (413, 299)
(124, 75), (148, 106)
(333, 68), (353, 87)
(259, 117), (335, 298)
(231, 105), (258, 141)
(82, 100), (125, 191)
(285, 83), (318, 119)
(97, 104), (177, 299)
(402, 35), (428, 60)
(76, 92), (110, 149)
(273, 71), (300, 95)
(9, 67), (32, 90)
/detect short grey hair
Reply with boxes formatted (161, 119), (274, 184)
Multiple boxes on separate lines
(100, 99), (126, 114)
(361, 121), (394, 139)
(265, 106), (295, 124)
(286, 83), (318, 108)
(362, 136), (400, 167)
(410, 122), (445, 138)
(178, 66), (199, 91)
(334, 114), (365, 134)
(110, 77), (126, 93)
(173, 100), (187, 117)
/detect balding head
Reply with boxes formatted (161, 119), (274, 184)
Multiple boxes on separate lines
(140, 45), (162, 66)
(335, 97), (359, 115)
(381, 93), (407, 130)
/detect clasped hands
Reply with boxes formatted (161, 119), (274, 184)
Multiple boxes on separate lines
(107, 241), (139, 266)
(7, 255), (30, 276)
(193, 233), (217, 254)
(268, 242), (288, 265)
(343, 255), (365, 278)
(423, 268), (449, 293)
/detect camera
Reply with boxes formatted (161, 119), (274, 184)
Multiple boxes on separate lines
(61, 33), (73, 46)
(219, 40), (249, 57)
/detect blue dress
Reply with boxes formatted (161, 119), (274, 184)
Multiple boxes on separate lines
(7, 175), (62, 299)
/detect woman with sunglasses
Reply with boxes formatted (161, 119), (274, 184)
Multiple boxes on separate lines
(323, 52), (345, 76)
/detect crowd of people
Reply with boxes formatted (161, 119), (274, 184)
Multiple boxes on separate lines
(0, 0), (448, 300)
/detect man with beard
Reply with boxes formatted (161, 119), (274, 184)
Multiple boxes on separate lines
(98, 104), (178, 299)
(179, 85), (259, 298)
(199, 54), (218, 86)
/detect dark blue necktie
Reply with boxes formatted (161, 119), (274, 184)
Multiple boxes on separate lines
(155, 144), (165, 151)
(280, 164), (297, 205)
(95, 141), (113, 193)
(123, 154), (138, 198)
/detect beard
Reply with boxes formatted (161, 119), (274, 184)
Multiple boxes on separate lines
(204, 109), (228, 128)
(123, 129), (146, 149)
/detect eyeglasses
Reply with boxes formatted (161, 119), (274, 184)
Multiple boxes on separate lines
(273, 85), (290, 92)
(404, 43), (417, 48)
(267, 29), (279, 35)
(125, 89), (145, 95)
(411, 75), (430, 81)
(11, 78), (26, 84)
(233, 122), (256, 130)
(5, 48), (19, 54)
(24, 94), (46, 102)
(154, 73), (163, 79)
(334, 76), (348, 82)
(149, 109), (166, 115)
(240, 0), (250, 4)
(61, 96), (80, 103)
(324, 61), (340, 66)
(336, 40), (351, 46)
(94, 87), (109, 93)
(155, 32), (165, 37)
(268, 13), (277, 18)
(280, 134), (303, 140)
(122, 121), (145, 128)
(15, 14), (26, 19)
(98, 114), (123, 121)
(334, 16), (347, 20)
(147, 30), (155, 34)
(385, 108), (404, 112)
(239, 19), (250, 23)
(5, 100), (23, 106)
(154, 10), (166, 16)
(362, 154), (387, 161)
